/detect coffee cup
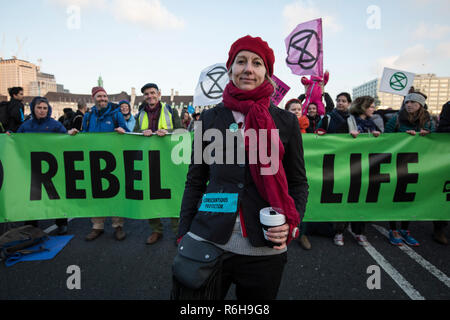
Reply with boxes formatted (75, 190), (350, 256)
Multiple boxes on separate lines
(259, 207), (286, 248)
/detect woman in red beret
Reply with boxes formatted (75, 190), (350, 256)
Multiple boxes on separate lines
(172, 35), (309, 300)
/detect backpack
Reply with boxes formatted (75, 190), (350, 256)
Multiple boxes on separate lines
(0, 101), (10, 133)
(0, 225), (49, 262)
(62, 112), (76, 130)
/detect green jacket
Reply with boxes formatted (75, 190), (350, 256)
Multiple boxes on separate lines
(385, 112), (435, 133)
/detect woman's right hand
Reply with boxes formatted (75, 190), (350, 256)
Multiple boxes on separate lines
(350, 130), (359, 138)
(406, 130), (416, 136)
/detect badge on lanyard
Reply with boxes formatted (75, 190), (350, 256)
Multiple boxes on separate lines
(199, 193), (239, 213)
(229, 123), (239, 133)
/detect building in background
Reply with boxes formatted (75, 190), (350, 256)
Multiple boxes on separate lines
(353, 74), (450, 114)
(0, 57), (66, 97)
(29, 72), (57, 96)
(0, 57), (38, 96)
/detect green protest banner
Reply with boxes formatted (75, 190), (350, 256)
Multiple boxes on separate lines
(0, 132), (449, 223)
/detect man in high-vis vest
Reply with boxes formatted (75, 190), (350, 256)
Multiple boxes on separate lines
(134, 83), (182, 245)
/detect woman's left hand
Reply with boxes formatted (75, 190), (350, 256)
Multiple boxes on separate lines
(372, 131), (381, 137)
(266, 223), (290, 250)
(419, 129), (430, 136)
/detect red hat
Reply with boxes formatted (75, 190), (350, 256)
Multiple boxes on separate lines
(92, 86), (107, 98)
(226, 35), (275, 77)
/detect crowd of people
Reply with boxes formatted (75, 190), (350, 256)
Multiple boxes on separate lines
(0, 35), (448, 299)
(1, 78), (449, 249)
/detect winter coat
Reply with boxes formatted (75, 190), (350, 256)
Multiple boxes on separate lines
(17, 98), (67, 134)
(82, 103), (129, 133)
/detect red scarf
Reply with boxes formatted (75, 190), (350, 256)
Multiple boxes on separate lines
(222, 80), (300, 243)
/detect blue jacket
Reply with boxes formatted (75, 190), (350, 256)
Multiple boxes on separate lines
(17, 98), (67, 134)
(82, 103), (129, 133)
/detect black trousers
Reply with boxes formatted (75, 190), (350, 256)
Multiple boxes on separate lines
(433, 221), (448, 231)
(389, 221), (410, 230)
(335, 222), (366, 235)
(220, 252), (287, 300)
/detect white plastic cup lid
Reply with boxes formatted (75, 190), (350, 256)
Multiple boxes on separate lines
(259, 207), (286, 227)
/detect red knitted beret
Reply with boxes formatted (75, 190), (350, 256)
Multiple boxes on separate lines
(92, 86), (107, 98)
(226, 35), (275, 77)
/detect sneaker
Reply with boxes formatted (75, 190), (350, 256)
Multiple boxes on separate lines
(334, 233), (344, 246)
(355, 234), (369, 247)
(389, 230), (403, 246)
(399, 230), (419, 247)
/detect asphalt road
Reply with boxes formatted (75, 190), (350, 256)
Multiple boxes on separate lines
(0, 218), (449, 300)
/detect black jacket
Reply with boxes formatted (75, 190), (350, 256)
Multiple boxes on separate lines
(437, 102), (450, 133)
(177, 103), (309, 247)
(72, 110), (85, 131)
(6, 98), (24, 132)
(319, 109), (350, 133)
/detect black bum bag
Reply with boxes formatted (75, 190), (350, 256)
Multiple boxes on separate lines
(172, 234), (224, 290)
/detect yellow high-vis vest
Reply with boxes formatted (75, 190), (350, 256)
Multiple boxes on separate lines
(138, 102), (173, 131)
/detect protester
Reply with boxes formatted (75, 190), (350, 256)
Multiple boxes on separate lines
(285, 98), (309, 134)
(284, 98), (311, 250)
(59, 108), (76, 130)
(181, 111), (192, 129)
(432, 101), (449, 245)
(299, 90), (334, 116)
(134, 83), (182, 245)
(316, 93), (371, 246)
(72, 101), (87, 131)
(305, 103), (321, 133)
(331, 96), (383, 247)
(317, 92), (354, 134)
(2, 87), (25, 133)
(119, 100), (136, 132)
(384, 92), (435, 246)
(187, 112), (201, 131)
(82, 86), (129, 241)
(17, 96), (78, 234)
(348, 96), (381, 138)
(172, 35), (309, 300)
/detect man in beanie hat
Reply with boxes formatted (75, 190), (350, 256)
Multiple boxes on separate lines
(134, 83), (182, 245)
(83, 87), (130, 241)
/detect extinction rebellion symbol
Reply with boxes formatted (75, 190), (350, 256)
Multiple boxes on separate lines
(200, 66), (228, 99)
(389, 72), (408, 91)
(286, 29), (321, 70)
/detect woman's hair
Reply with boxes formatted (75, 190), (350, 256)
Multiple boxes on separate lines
(285, 99), (302, 111)
(349, 96), (375, 116)
(336, 92), (352, 103)
(404, 92), (430, 128)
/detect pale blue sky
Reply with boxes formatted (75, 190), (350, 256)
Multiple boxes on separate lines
(1, 0), (449, 102)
